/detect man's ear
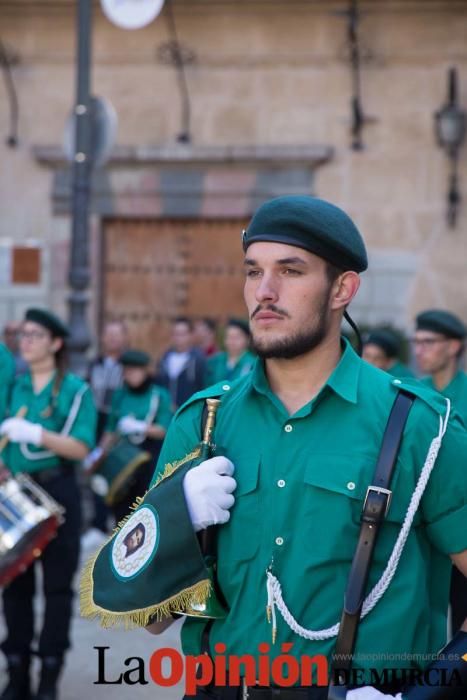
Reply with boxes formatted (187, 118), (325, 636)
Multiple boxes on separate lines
(330, 271), (360, 311)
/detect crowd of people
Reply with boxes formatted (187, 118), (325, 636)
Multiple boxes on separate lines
(0, 197), (466, 700)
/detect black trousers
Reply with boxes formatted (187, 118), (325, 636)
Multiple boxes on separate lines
(450, 565), (467, 634)
(1, 471), (81, 658)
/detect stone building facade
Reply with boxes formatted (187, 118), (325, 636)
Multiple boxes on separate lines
(0, 0), (466, 360)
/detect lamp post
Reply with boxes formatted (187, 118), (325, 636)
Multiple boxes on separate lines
(434, 67), (466, 228)
(68, 0), (93, 375)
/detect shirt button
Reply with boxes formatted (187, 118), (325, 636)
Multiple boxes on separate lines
(347, 481), (356, 491)
(222, 384), (230, 391)
(275, 537), (284, 546)
(277, 479), (286, 488)
(284, 424), (293, 433)
(392, 379), (402, 385)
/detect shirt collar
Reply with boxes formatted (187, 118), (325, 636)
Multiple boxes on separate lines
(251, 337), (361, 406)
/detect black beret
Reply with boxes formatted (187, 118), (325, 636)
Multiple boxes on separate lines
(120, 349), (151, 367)
(363, 329), (400, 358)
(226, 318), (250, 337)
(24, 308), (69, 338)
(242, 195), (368, 273)
(415, 310), (466, 340)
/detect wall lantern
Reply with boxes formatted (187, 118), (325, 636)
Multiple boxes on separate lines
(434, 67), (466, 227)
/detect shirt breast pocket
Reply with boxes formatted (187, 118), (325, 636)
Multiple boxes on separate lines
(301, 453), (418, 563)
(217, 453), (261, 564)
(300, 453), (375, 561)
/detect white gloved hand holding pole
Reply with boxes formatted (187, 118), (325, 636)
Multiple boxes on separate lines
(0, 417), (43, 446)
(117, 416), (148, 437)
(346, 688), (402, 699)
(183, 456), (236, 532)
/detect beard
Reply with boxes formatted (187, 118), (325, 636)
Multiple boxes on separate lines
(251, 293), (332, 360)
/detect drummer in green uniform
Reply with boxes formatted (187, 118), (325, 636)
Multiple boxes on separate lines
(0, 308), (96, 700)
(91, 349), (173, 522)
(205, 318), (255, 386)
(146, 197), (467, 700)
(362, 328), (414, 379)
(413, 308), (467, 636)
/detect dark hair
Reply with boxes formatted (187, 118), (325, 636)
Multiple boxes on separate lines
(173, 317), (193, 331)
(325, 261), (343, 286)
(198, 317), (217, 332)
(226, 318), (250, 338)
(43, 334), (68, 418)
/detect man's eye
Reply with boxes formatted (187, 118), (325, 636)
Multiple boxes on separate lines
(245, 269), (261, 278)
(283, 268), (301, 276)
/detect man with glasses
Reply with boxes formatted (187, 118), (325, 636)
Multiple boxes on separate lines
(413, 308), (467, 635)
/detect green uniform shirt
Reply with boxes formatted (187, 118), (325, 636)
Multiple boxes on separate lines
(421, 371), (467, 427)
(106, 383), (173, 434)
(205, 350), (256, 387)
(387, 360), (415, 379)
(4, 371), (97, 475)
(152, 340), (467, 678)
(0, 343), (15, 421)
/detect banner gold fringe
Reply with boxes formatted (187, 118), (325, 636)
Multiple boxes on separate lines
(154, 448), (201, 485)
(80, 543), (211, 629)
(79, 448), (206, 629)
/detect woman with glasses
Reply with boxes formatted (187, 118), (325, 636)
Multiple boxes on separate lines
(0, 308), (97, 700)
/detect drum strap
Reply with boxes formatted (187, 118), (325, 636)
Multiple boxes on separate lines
(328, 389), (415, 696)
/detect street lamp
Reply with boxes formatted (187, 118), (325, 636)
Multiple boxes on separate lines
(67, 0), (93, 376)
(434, 67), (466, 228)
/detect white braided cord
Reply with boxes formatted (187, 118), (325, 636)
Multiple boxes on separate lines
(266, 399), (451, 641)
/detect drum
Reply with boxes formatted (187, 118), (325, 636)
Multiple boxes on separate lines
(91, 439), (151, 507)
(0, 473), (65, 587)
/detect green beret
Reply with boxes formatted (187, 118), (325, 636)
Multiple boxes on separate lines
(24, 308), (69, 338)
(227, 317), (250, 337)
(416, 310), (466, 340)
(120, 349), (151, 367)
(364, 329), (400, 358)
(242, 195), (368, 273)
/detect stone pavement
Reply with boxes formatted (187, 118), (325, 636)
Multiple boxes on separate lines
(0, 542), (186, 700)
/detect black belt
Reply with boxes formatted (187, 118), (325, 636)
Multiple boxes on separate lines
(196, 680), (403, 700)
(31, 465), (71, 485)
(194, 686), (326, 700)
(244, 687), (324, 699)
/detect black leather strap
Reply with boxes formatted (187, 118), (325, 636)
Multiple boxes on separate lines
(329, 389), (415, 695)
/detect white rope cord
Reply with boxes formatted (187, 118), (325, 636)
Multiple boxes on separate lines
(266, 399), (451, 642)
(128, 388), (160, 446)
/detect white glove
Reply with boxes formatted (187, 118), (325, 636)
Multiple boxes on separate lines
(183, 456), (236, 532)
(117, 416), (147, 436)
(0, 417), (43, 446)
(346, 688), (402, 699)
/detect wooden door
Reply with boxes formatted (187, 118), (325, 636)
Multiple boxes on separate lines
(102, 219), (249, 361)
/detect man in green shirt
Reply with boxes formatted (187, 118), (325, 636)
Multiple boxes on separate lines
(147, 197), (467, 700)
(413, 309), (467, 637)
(362, 329), (414, 379)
